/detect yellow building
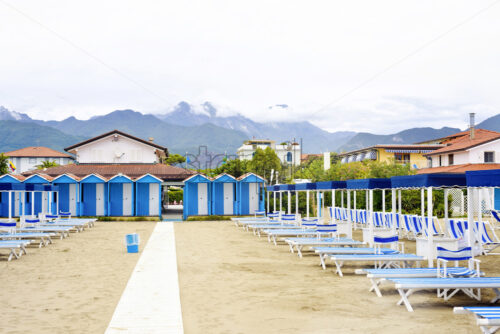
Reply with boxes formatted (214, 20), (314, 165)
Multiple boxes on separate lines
(338, 144), (443, 169)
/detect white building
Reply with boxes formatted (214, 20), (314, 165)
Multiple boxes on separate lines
(64, 130), (168, 164)
(236, 139), (301, 166)
(4, 146), (74, 174)
(421, 128), (500, 171)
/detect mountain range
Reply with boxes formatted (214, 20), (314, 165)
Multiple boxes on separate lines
(0, 103), (498, 158)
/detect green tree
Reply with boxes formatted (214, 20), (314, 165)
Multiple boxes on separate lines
(0, 153), (9, 175)
(211, 158), (249, 178)
(249, 147), (282, 182)
(36, 160), (59, 169)
(165, 154), (186, 165)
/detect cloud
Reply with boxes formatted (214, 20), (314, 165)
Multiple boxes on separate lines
(0, 0), (499, 132)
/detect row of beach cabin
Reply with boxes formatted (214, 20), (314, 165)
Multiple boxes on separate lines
(0, 173), (162, 218)
(183, 173), (266, 220)
(0, 172), (266, 220)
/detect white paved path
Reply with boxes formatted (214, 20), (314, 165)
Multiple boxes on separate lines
(105, 222), (184, 333)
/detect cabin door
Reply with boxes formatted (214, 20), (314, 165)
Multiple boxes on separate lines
(96, 183), (105, 216)
(69, 184), (77, 216)
(223, 183), (233, 215)
(198, 183), (208, 215)
(249, 183), (259, 215)
(149, 183), (159, 216)
(123, 183), (132, 216)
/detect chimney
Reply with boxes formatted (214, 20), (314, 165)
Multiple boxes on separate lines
(469, 113), (476, 140)
(148, 137), (154, 142)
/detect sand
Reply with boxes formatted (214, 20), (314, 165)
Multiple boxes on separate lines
(0, 221), (155, 334)
(1, 219), (499, 333)
(175, 221), (500, 334)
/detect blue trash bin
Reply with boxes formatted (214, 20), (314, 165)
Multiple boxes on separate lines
(125, 233), (140, 253)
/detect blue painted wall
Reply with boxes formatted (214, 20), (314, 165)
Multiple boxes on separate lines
(109, 183), (123, 216)
(495, 188), (500, 210)
(82, 183), (96, 216)
(239, 182), (250, 215)
(136, 183), (149, 216)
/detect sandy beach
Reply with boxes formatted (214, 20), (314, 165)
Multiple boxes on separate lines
(0, 221), (155, 334)
(1, 219), (499, 333)
(175, 221), (500, 334)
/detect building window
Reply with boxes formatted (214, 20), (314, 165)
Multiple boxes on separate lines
(394, 153), (410, 164)
(427, 157), (432, 168)
(484, 151), (495, 163)
(286, 152), (292, 163)
(448, 154), (454, 166)
(439, 156), (442, 167)
(29, 158), (36, 164)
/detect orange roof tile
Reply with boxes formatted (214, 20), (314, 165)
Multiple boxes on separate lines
(3, 147), (74, 158)
(417, 163), (500, 174)
(425, 129), (500, 155)
(22, 163), (195, 181)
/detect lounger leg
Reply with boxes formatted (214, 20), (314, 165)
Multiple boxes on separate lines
(8, 249), (19, 261)
(297, 246), (303, 258)
(397, 289), (415, 312)
(369, 278), (383, 297)
(19, 245), (27, 256)
(320, 254), (326, 270)
(479, 325), (500, 334)
(335, 260), (343, 277)
(491, 288), (500, 303)
(289, 243), (294, 253)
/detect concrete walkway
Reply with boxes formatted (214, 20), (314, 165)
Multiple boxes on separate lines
(105, 222), (184, 333)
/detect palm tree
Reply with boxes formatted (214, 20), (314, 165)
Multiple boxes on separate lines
(36, 160), (59, 169)
(0, 153), (9, 175)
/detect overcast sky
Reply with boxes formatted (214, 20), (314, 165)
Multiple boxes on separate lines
(1, 0), (500, 133)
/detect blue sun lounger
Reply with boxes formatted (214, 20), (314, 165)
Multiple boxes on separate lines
(285, 237), (363, 258)
(454, 306), (500, 334)
(389, 277), (500, 312)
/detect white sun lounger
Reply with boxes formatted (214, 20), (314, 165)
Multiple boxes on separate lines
(389, 277), (500, 312)
(316, 247), (400, 270)
(246, 223), (297, 236)
(263, 229), (322, 245)
(285, 237), (364, 258)
(328, 254), (424, 277)
(0, 232), (55, 247)
(0, 240), (31, 261)
(357, 267), (483, 297)
(454, 306), (500, 334)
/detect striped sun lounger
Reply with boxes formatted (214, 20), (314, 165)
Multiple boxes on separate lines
(285, 237), (364, 258)
(389, 277), (500, 312)
(328, 254), (424, 277)
(454, 306), (500, 334)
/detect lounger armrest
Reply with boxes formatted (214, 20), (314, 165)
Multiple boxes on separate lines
(471, 258), (481, 277)
(398, 242), (405, 254)
(437, 258), (449, 278)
